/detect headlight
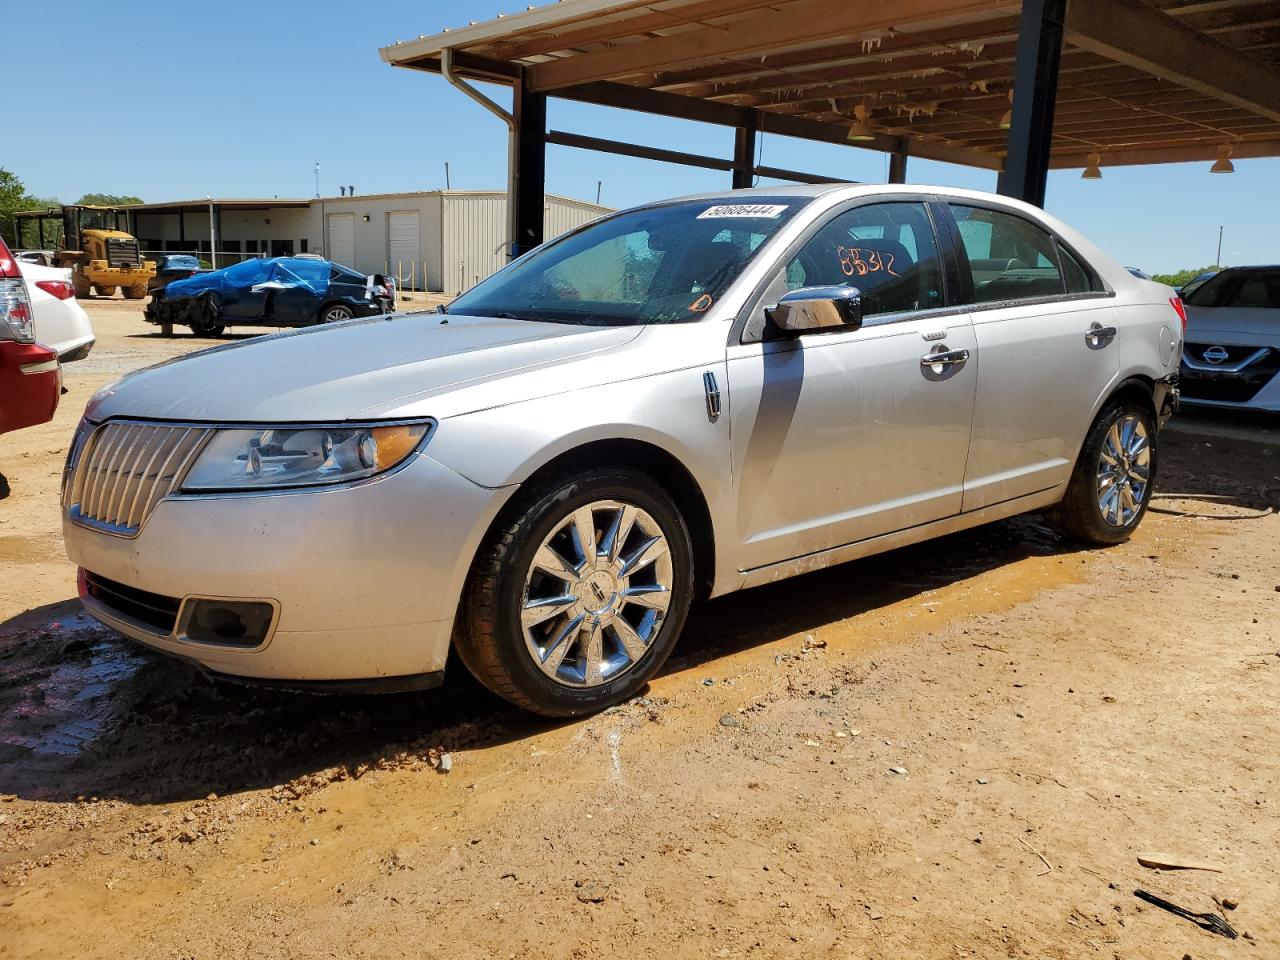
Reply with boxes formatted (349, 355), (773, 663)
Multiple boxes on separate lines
(181, 421), (432, 492)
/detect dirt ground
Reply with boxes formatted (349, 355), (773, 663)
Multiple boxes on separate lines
(2, 296), (1278, 959)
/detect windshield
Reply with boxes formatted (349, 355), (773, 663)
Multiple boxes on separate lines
(448, 198), (807, 325)
(1184, 268), (1280, 309)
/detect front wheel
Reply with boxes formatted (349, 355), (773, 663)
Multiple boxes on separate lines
(1048, 399), (1156, 545)
(190, 295), (225, 338)
(456, 466), (695, 717)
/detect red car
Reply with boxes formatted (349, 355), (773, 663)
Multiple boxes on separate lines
(0, 236), (60, 435)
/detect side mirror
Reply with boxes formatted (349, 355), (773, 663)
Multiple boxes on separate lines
(766, 285), (862, 335)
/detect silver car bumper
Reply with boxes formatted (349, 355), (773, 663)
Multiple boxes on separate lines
(63, 452), (510, 684)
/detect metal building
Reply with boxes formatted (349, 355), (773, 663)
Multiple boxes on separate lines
(125, 190), (610, 295)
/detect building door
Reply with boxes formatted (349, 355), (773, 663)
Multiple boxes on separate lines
(327, 213), (355, 268)
(387, 211), (420, 284)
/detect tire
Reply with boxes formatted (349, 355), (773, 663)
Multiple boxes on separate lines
(1047, 398), (1157, 545)
(456, 465), (695, 717)
(319, 303), (354, 324)
(72, 271), (91, 299)
(190, 294), (225, 338)
(94, 285), (118, 298)
(122, 283), (148, 300)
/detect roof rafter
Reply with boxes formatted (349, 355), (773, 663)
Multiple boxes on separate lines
(1065, 0), (1280, 123)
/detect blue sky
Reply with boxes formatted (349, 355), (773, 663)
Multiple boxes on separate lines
(7, 0), (1277, 273)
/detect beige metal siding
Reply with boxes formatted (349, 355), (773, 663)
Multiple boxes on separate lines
(441, 193), (508, 296)
(439, 193), (611, 296)
(545, 197), (607, 243)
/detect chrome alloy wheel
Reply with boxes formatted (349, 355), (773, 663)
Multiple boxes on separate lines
(1096, 413), (1151, 527)
(322, 305), (353, 323)
(521, 499), (673, 688)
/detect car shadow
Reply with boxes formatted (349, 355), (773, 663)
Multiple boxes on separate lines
(0, 513), (1080, 807)
(0, 472), (9, 501)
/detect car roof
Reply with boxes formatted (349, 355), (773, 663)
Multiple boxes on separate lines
(619, 182), (1127, 285)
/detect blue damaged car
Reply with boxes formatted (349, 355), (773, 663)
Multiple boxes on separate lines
(144, 257), (395, 337)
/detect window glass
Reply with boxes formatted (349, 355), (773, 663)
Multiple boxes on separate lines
(780, 202), (944, 319)
(1184, 269), (1280, 309)
(449, 198), (806, 326)
(950, 204), (1067, 302)
(1058, 244), (1096, 294)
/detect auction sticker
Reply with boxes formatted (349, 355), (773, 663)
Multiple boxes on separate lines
(697, 204), (789, 219)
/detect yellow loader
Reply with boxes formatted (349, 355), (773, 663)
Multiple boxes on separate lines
(14, 205), (156, 299)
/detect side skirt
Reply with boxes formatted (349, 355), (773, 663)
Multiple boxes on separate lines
(733, 485), (1065, 592)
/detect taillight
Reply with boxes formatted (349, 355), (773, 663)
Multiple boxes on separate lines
(0, 280), (34, 342)
(35, 279), (74, 300)
(1169, 296), (1187, 335)
(0, 237), (35, 343)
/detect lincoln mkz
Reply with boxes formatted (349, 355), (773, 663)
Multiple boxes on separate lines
(62, 186), (1182, 715)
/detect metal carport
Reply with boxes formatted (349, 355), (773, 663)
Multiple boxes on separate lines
(380, 0), (1280, 255)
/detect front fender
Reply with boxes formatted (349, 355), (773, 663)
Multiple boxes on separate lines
(426, 363), (735, 575)
(429, 364), (729, 488)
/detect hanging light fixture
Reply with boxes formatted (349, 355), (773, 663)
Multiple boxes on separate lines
(846, 103), (876, 142)
(999, 88), (1013, 130)
(1210, 143), (1235, 174)
(1081, 152), (1103, 179)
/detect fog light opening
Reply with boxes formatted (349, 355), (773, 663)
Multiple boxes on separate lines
(184, 599), (274, 648)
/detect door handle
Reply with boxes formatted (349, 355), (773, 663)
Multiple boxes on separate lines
(1085, 322), (1117, 348)
(920, 348), (970, 368)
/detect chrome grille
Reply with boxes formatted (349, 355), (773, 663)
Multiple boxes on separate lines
(65, 422), (208, 535)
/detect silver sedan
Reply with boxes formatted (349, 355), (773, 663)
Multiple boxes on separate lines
(61, 185), (1182, 716)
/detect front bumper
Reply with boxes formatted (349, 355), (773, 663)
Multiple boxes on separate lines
(63, 450), (511, 683)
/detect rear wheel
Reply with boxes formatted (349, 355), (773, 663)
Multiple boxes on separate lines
(456, 466), (695, 717)
(122, 283), (148, 300)
(319, 303), (354, 323)
(93, 285), (118, 298)
(72, 271), (91, 299)
(1048, 399), (1156, 545)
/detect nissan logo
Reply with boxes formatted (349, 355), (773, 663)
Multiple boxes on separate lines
(1203, 345), (1229, 364)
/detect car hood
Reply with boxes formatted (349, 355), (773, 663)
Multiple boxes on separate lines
(1184, 306), (1280, 343)
(85, 312), (644, 423)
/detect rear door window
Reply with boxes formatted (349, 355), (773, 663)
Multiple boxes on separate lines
(949, 204), (1073, 303)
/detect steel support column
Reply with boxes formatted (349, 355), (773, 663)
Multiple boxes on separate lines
(732, 114), (759, 189)
(513, 76), (547, 256)
(888, 150), (909, 184)
(997, 0), (1066, 207)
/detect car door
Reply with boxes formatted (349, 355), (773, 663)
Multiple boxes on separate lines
(726, 199), (977, 572)
(217, 260), (272, 322)
(942, 202), (1119, 511)
(261, 259), (332, 325)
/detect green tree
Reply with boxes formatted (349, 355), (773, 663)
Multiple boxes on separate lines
(76, 192), (143, 207)
(0, 168), (31, 248)
(1152, 265), (1219, 288)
